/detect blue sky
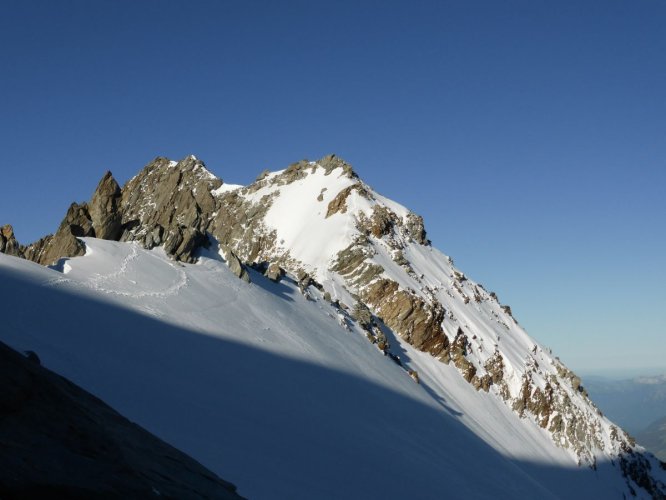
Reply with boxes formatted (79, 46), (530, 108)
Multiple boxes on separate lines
(1, 0), (664, 375)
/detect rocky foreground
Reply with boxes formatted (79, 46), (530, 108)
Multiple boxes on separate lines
(0, 339), (244, 499)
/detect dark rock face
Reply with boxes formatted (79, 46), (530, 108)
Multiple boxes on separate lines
(89, 171), (123, 240)
(0, 225), (22, 257)
(0, 340), (244, 500)
(619, 450), (666, 500)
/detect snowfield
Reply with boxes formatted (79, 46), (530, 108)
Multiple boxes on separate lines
(0, 239), (653, 498)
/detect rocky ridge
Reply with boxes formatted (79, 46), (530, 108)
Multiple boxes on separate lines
(3, 154), (665, 498)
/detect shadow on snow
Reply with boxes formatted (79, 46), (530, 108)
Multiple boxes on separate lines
(0, 263), (635, 500)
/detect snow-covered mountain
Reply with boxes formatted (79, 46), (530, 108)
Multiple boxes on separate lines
(1, 155), (664, 499)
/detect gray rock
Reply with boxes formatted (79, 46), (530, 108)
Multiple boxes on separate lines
(264, 262), (284, 282)
(404, 213), (428, 245)
(174, 227), (209, 264)
(317, 154), (358, 178)
(220, 245), (251, 283)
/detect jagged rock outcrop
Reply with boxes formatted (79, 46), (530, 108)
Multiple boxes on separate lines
(210, 191), (277, 264)
(62, 202), (95, 238)
(89, 171), (123, 240)
(326, 183), (370, 218)
(0, 225), (22, 257)
(16, 171), (124, 266)
(450, 329), (477, 382)
(22, 202), (91, 265)
(0, 340), (244, 499)
(119, 156), (221, 263)
(318, 153), (358, 177)
(404, 213), (428, 245)
(363, 279), (450, 360)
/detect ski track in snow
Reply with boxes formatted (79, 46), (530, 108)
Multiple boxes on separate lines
(44, 243), (189, 299)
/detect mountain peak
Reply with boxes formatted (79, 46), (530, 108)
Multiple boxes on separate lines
(2, 154), (665, 498)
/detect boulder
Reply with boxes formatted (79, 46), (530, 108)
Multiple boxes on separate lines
(264, 262), (284, 282)
(220, 245), (251, 283)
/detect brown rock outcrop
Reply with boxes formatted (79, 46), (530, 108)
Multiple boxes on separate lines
(363, 279), (450, 361)
(0, 225), (22, 257)
(119, 156), (221, 262)
(89, 171), (123, 240)
(22, 202), (92, 265)
(326, 184), (371, 218)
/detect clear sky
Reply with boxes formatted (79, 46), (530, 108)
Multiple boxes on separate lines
(1, 0), (664, 376)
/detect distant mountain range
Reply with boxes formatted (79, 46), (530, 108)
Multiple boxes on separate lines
(637, 417), (666, 462)
(584, 374), (666, 434)
(1, 155), (665, 498)
(585, 374), (666, 463)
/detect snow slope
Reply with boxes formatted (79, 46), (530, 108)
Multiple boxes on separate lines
(0, 239), (648, 499)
